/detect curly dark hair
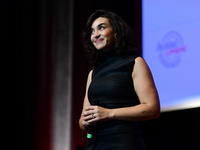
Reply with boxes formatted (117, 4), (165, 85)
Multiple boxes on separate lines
(82, 9), (140, 69)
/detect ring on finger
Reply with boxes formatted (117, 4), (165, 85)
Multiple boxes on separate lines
(92, 114), (95, 119)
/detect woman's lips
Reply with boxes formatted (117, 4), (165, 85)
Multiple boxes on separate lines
(95, 38), (103, 43)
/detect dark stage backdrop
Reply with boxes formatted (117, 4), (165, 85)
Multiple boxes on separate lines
(1, 0), (200, 150)
(1, 0), (74, 149)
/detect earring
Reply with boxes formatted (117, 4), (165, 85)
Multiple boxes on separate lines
(114, 33), (117, 39)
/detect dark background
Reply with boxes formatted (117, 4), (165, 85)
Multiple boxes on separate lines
(1, 0), (200, 150)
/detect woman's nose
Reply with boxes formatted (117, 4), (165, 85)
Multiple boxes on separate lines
(93, 30), (100, 38)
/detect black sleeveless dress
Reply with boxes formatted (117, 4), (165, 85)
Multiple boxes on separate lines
(85, 53), (146, 150)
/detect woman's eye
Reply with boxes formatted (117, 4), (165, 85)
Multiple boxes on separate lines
(91, 30), (94, 34)
(100, 26), (105, 30)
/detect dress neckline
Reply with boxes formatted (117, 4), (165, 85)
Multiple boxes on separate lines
(103, 50), (117, 61)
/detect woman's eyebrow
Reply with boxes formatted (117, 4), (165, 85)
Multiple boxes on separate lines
(97, 23), (106, 27)
(91, 23), (106, 29)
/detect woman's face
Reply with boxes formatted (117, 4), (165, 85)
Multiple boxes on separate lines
(90, 17), (115, 52)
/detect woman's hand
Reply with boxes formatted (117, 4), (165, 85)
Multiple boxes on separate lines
(82, 106), (112, 125)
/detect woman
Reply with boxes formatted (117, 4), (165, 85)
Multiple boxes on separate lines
(79, 10), (160, 150)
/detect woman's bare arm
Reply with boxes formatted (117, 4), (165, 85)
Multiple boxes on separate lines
(82, 57), (160, 123)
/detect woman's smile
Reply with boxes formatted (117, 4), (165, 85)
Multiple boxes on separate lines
(94, 38), (104, 43)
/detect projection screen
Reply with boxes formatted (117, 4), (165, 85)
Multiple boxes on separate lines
(142, 0), (200, 112)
